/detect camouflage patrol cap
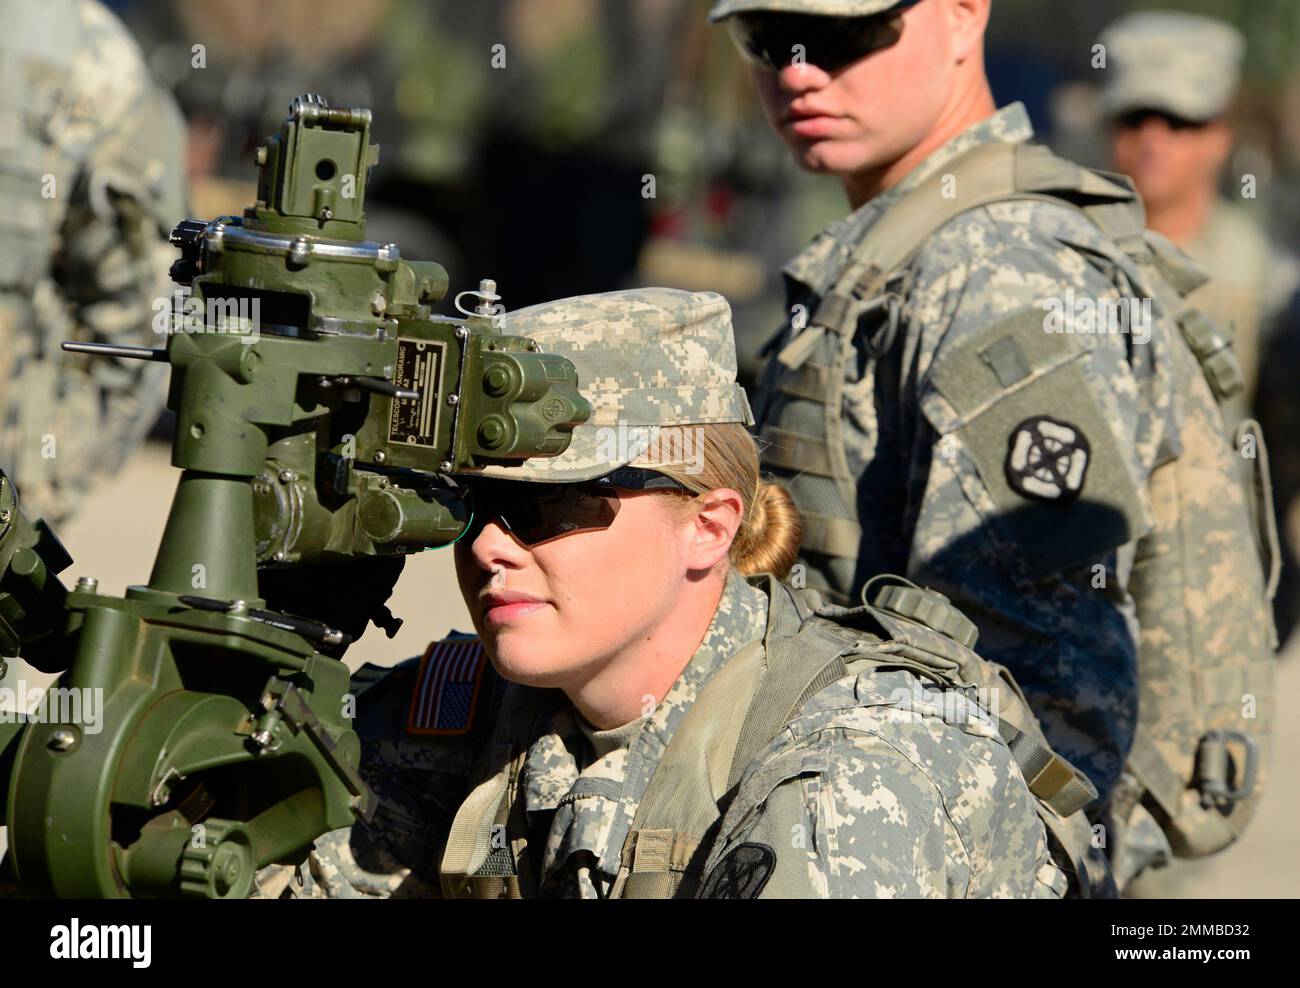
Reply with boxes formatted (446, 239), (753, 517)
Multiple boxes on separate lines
(1098, 12), (1244, 123)
(468, 288), (753, 483)
(708, 0), (899, 22)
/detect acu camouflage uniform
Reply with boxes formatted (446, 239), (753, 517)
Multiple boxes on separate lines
(253, 286), (1080, 898)
(0, 0), (185, 523)
(751, 102), (1160, 803)
(735, 88), (1276, 863)
(257, 570), (1069, 899)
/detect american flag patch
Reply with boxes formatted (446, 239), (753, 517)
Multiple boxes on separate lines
(406, 638), (488, 736)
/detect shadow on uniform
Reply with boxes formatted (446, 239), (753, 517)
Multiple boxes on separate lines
(877, 499), (1137, 799)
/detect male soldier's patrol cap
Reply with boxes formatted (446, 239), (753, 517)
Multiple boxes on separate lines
(709, 0), (900, 20)
(1098, 11), (1245, 124)
(467, 288), (753, 483)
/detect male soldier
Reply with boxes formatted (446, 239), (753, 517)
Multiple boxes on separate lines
(0, 0), (186, 524)
(709, 0), (1276, 887)
(1099, 10), (1298, 430)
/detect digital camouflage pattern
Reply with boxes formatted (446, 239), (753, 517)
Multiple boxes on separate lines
(0, 0), (185, 523)
(255, 570), (1066, 898)
(754, 102), (1183, 804)
(703, 661), (1066, 898)
(1098, 11), (1244, 124)
(471, 288), (753, 483)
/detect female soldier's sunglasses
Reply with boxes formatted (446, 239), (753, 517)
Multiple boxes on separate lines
(458, 467), (694, 547)
(726, 0), (922, 73)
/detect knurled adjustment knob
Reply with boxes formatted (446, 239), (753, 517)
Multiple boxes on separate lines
(179, 820), (254, 899)
(870, 584), (979, 649)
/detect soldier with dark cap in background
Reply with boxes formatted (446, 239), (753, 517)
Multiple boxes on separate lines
(709, 0), (1278, 892)
(0, 0), (186, 525)
(1097, 10), (1300, 650)
(1099, 10), (1299, 432)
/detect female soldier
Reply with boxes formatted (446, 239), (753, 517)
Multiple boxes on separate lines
(258, 287), (1097, 899)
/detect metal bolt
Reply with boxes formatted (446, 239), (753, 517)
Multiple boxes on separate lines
(447, 394), (459, 406)
(272, 551), (286, 562)
(373, 450), (387, 464)
(278, 469), (296, 484)
(75, 576), (98, 593)
(48, 728), (77, 752)
(439, 460), (453, 473)
(370, 292), (387, 316)
(0, 509), (10, 523)
(455, 326), (469, 340)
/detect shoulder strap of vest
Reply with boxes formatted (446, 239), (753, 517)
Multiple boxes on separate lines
(776, 140), (1138, 371)
(620, 575), (1106, 897)
(724, 579), (854, 792)
(774, 125), (1243, 414)
(615, 577), (857, 897)
(439, 684), (553, 899)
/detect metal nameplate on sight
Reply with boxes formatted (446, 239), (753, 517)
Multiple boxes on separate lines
(388, 339), (446, 447)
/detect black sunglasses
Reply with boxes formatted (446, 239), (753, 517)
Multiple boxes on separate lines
(726, 0), (922, 73)
(457, 467), (694, 548)
(1113, 109), (1210, 132)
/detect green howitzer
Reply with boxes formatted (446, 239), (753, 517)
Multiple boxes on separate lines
(0, 94), (589, 897)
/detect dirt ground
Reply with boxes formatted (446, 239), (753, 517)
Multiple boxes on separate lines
(8, 439), (1298, 897)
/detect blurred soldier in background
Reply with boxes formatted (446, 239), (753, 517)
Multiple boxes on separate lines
(0, 0), (185, 524)
(1099, 10), (1299, 431)
(1099, 10), (1300, 650)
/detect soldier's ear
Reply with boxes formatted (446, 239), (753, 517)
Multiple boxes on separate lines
(942, 0), (991, 63)
(682, 489), (744, 572)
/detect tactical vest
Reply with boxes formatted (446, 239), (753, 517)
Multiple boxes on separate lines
(436, 574), (1107, 899)
(755, 139), (1280, 864)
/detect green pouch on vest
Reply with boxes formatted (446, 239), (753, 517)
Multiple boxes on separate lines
(922, 308), (1151, 582)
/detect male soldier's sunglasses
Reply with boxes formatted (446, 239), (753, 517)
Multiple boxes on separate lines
(726, 0), (923, 73)
(457, 467), (693, 547)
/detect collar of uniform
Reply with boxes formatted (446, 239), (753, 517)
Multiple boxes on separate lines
(783, 102), (1035, 296)
(522, 568), (769, 885)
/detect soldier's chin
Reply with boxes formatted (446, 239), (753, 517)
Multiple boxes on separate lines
(482, 633), (573, 689)
(791, 137), (868, 176)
